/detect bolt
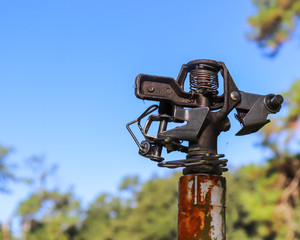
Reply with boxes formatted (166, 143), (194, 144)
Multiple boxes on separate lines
(147, 86), (155, 92)
(166, 88), (172, 94)
(269, 95), (283, 108)
(230, 91), (240, 101)
(139, 140), (150, 155)
(265, 94), (283, 112)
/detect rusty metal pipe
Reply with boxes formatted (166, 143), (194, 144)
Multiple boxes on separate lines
(177, 174), (226, 240)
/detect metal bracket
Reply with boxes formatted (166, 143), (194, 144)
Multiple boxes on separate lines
(235, 92), (283, 136)
(159, 107), (209, 141)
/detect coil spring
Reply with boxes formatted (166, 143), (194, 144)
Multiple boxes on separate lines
(189, 64), (219, 96)
(158, 153), (228, 175)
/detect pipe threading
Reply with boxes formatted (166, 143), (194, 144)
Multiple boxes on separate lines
(189, 64), (219, 96)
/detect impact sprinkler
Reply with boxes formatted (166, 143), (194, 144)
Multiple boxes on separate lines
(127, 59), (283, 239)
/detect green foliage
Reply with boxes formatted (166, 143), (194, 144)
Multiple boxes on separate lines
(248, 0), (300, 54)
(0, 146), (15, 193)
(118, 175), (140, 192)
(0, 145), (30, 193)
(122, 173), (179, 240)
(9, 157), (82, 240)
(17, 189), (81, 240)
(227, 164), (278, 239)
(226, 153), (300, 240)
(77, 173), (180, 240)
(76, 193), (129, 240)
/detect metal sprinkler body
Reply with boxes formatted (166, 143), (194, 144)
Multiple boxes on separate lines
(127, 59), (283, 239)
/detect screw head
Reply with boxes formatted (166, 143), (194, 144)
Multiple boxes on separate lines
(165, 88), (172, 94)
(230, 91), (240, 101)
(147, 86), (155, 92)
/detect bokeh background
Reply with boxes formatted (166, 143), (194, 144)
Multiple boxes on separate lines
(0, 0), (300, 239)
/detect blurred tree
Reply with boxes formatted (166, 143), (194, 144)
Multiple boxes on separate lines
(77, 173), (180, 240)
(118, 175), (140, 192)
(246, 2), (300, 239)
(226, 152), (300, 239)
(248, 0), (300, 55)
(76, 193), (130, 240)
(15, 157), (82, 240)
(0, 221), (12, 240)
(120, 173), (179, 240)
(0, 146), (24, 193)
(17, 189), (81, 240)
(226, 164), (286, 240)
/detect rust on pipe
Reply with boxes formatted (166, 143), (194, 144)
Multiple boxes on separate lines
(177, 174), (226, 240)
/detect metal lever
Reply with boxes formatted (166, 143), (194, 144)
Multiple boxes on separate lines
(159, 107), (209, 141)
(235, 92), (283, 136)
(126, 105), (159, 154)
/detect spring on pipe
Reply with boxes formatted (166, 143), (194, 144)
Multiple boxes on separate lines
(189, 64), (219, 96)
(158, 153), (228, 175)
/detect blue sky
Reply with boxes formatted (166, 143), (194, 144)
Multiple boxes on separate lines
(0, 1), (299, 222)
